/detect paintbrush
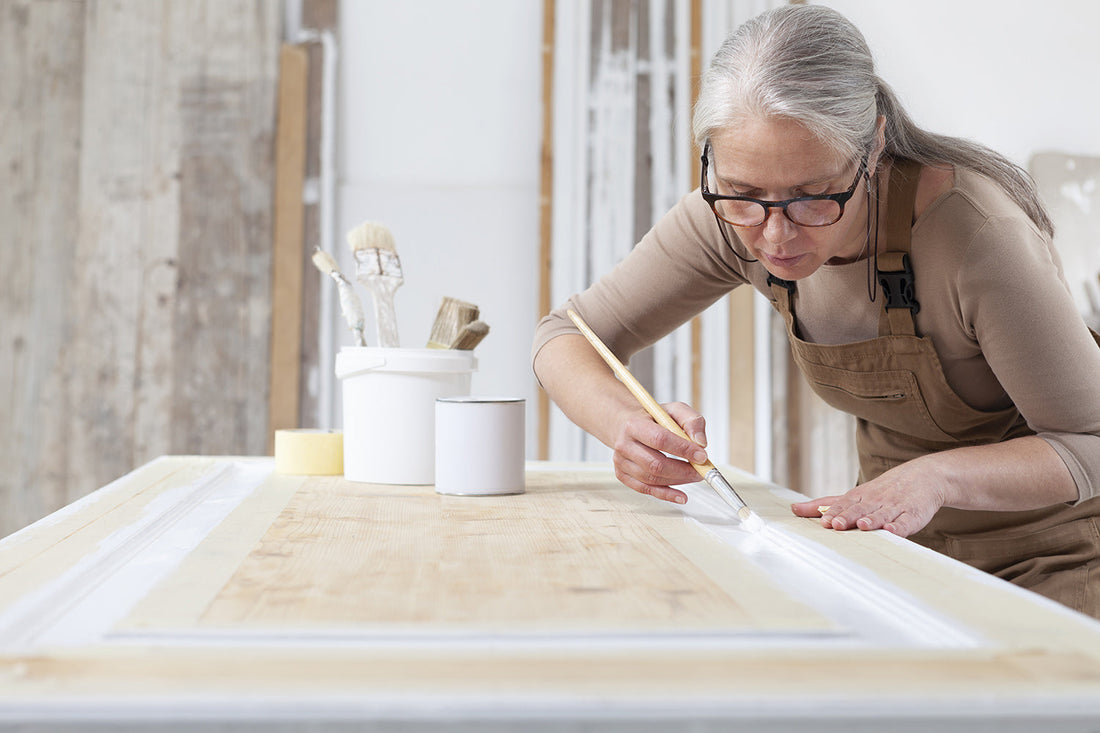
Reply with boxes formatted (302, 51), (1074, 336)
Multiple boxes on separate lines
(347, 221), (402, 348)
(311, 247), (367, 346)
(448, 319), (489, 350)
(426, 297), (479, 349)
(567, 309), (764, 532)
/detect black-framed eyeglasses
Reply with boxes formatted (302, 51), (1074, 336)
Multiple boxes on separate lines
(700, 144), (867, 227)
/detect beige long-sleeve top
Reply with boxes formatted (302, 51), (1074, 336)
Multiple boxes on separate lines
(533, 167), (1100, 502)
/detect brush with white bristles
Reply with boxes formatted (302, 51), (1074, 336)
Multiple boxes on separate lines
(347, 221), (403, 348)
(311, 247), (367, 346)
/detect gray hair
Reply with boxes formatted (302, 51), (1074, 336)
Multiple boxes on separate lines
(693, 5), (1053, 236)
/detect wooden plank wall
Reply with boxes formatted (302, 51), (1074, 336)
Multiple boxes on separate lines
(542, 0), (698, 463)
(295, 0), (338, 432)
(0, 0), (281, 538)
(269, 44), (309, 453)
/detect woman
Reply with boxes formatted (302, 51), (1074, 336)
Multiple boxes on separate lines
(532, 5), (1100, 617)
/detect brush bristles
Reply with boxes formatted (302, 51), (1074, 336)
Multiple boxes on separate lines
(311, 247), (338, 275)
(347, 221), (395, 253)
(738, 507), (765, 533)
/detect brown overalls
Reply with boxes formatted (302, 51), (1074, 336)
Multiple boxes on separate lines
(767, 158), (1100, 618)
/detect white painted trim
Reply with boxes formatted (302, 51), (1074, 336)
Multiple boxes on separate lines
(0, 462), (272, 653)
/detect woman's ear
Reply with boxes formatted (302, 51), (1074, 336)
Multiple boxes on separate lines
(868, 115), (887, 171)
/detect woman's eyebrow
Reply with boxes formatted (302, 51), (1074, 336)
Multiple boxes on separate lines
(719, 169), (841, 190)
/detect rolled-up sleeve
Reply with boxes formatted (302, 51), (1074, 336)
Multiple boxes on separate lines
(959, 214), (1100, 502)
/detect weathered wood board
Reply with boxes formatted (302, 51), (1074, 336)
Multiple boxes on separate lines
(0, 1), (281, 539)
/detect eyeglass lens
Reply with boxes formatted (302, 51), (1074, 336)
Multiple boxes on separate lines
(711, 197), (842, 227)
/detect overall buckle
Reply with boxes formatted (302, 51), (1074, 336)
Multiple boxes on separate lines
(877, 254), (921, 313)
(767, 273), (797, 293)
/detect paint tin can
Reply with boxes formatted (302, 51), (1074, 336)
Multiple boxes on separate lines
(434, 397), (525, 496)
(335, 347), (476, 485)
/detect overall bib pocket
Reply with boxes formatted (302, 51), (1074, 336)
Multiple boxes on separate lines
(809, 365), (955, 443)
(943, 517), (1100, 615)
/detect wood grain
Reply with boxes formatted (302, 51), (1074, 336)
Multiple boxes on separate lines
(0, 2), (280, 538)
(0, 0), (85, 535)
(537, 0), (555, 460)
(295, 0), (339, 430)
(123, 470), (827, 634)
(268, 44), (310, 452)
(170, 1), (279, 456)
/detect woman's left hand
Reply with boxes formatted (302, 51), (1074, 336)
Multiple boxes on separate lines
(790, 458), (947, 537)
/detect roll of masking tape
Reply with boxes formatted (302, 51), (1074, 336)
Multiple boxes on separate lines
(274, 429), (344, 475)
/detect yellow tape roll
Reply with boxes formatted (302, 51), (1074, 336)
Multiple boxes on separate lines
(274, 429), (344, 475)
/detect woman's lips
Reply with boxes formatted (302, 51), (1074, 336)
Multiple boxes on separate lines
(762, 252), (808, 269)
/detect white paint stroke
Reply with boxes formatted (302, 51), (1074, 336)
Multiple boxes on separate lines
(0, 461), (271, 653)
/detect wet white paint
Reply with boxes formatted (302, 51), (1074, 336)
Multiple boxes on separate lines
(677, 480), (982, 649)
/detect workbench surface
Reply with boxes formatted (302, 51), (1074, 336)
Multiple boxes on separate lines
(1, 456), (1099, 732)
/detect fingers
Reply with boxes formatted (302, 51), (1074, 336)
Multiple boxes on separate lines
(791, 496), (841, 518)
(612, 448), (694, 504)
(817, 499), (882, 532)
(621, 408), (708, 466)
(882, 512), (922, 537)
(614, 464), (689, 504)
(612, 407), (708, 505)
(665, 402), (708, 448)
(790, 492), (928, 537)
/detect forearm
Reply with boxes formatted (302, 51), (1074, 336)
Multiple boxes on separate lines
(534, 333), (710, 501)
(928, 435), (1079, 511)
(533, 333), (647, 448)
(793, 434), (1080, 536)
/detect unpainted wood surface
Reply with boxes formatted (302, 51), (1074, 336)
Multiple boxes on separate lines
(123, 470), (828, 633)
(0, 1), (280, 538)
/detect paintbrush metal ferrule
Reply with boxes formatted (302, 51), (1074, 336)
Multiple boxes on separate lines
(702, 467), (764, 532)
(702, 468), (746, 511)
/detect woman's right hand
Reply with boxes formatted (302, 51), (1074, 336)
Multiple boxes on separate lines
(611, 402), (709, 505)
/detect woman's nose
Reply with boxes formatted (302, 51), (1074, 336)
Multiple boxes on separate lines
(761, 207), (798, 244)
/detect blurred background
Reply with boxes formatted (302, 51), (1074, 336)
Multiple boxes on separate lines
(3, 0), (1098, 537)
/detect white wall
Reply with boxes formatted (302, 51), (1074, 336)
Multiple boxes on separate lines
(336, 1), (543, 452)
(814, 0), (1100, 166)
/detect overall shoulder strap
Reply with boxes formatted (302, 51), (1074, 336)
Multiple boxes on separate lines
(877, 158), (923, 336)
(767, 273), (797, 331)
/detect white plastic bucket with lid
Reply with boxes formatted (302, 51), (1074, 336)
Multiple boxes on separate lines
(335, 347), (477, 484)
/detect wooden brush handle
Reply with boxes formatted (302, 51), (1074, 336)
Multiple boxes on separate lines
(427, 297), (479, 348)
(448, 320), (489, 350)
(567, 310), (713, 474)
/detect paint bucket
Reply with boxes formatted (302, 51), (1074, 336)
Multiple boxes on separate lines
(335, 347), (477, 484)
(435, 397), (526, 496)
